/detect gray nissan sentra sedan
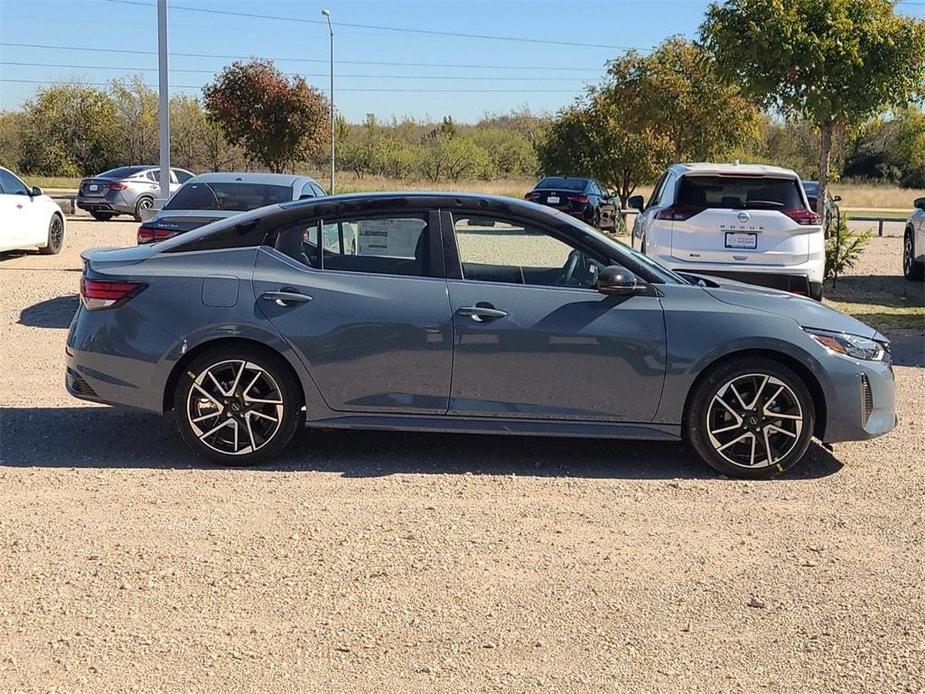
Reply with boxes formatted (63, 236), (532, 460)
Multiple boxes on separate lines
(65, 193), (896, 478)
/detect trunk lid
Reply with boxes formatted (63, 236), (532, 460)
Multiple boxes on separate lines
(79, 178), (118, 198)
(81, 245), (156, 275)
(144, 209), (241, 235)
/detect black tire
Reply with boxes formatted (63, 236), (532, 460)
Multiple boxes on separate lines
(134, 196), (154, 222)
(685, 357), (815, 479)
(904, 227), (924, 281)
(640, 235), (647, 254)
(174, 345), (301, 466)
(592, 209), (601, 230)
(91, 211), (114, 222)
(809, 282), (824, 301)
(40, 214), (65, 255)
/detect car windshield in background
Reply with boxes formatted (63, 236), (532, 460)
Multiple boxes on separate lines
(802, 181), (819, 197)
(165, 182), (292, 211)
(677, 176), (804, 210)
(536, 177), (588, 191)
(98, 166), (148, 179)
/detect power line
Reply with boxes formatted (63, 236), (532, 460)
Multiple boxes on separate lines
(0, 61), (596, 82)
(101, 0), (648, 51)
(0, 42), (601, 73)
(0, 78), (580, 94)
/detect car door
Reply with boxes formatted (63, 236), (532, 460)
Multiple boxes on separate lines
(0, 169), (41, 247)
(589, 180), (613, 228)
(442, 209), (667, 422)
(252, 207), (454, 414)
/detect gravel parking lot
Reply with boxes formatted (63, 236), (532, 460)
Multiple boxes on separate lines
(1, 219), (923, 692)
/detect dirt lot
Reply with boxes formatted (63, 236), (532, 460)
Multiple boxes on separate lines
(1, 219), (923, 693)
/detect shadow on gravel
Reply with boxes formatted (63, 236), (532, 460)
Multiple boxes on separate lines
(0, 407), (843, 480)
(18, 294), (79, 329)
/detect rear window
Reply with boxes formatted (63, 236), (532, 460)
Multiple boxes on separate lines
(535, 177), (588, 192)
(99, 166), (148, 179)
(677, 176), (804, 210)
(165, 182), (293, 211)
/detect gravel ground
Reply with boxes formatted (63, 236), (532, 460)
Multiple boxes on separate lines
(1, 219), (923, 693)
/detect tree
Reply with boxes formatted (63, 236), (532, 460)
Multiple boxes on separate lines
(169, 94), (244, 172)
(702, 0), (925, 226)
(18, 84), (119, 176)
(203, 59), (330, 173)
(0, 111), (24, 170)
(109, 75), (159, 164)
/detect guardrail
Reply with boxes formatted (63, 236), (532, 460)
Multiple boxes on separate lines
(846, 214), (907, 237)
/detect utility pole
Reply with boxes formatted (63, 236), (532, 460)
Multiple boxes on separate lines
(322, 9), (334, 194)
(157, 0), (171, 205)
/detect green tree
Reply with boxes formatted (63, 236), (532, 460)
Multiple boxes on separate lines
(203, 59), (330, 173)
(18, 84), (119, 176)
(0, 111), (24, 170)
(702, 0), (925, 226)
(169, 94), (243, 172)
(109, 75), (159, 164)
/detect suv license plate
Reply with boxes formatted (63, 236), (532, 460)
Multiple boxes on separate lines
(725, 232), (757, 249)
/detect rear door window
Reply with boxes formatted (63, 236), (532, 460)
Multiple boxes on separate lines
(678, 176), (804, 210)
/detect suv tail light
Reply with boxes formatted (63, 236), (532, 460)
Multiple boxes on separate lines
(80, 278), (145, 310)
(137, 225), (177, 244)
(104, 182), (128, 191)
(656, 205), (704, 221)
(782, 208), (821, 225)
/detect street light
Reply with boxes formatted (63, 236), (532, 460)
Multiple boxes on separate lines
(321, 9), (334, 194)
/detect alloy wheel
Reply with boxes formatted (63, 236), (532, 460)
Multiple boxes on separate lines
(50, 217), (63, 250)
(705, 373), (803, 469)
(186, 359), (284, 456)
(904, 233), (913, 276)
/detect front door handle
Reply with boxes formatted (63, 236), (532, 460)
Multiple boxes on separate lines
(261, 290), (313, 307)
(457, 306), (508, 322)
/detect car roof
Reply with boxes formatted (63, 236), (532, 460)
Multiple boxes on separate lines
(669, 162), (799, 177)
(187, 172), (317, 186)
(279, 190), (565, 215)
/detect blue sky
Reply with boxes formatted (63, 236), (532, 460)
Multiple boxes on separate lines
(1, 0), (923, 123)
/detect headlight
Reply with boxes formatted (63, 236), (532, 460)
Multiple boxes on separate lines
(805, 329), (888, 361)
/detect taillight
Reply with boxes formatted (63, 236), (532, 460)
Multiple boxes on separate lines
(656, 205), (704, 221)
(137, 226), (177, 244)
(104, 182), (127, 191)
(79, 277), (145, 310)
(567, 194), (589, 204)
(525, 191), (541, 200)
(782, 208), (821, 225)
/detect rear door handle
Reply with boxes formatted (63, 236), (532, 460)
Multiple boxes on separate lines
(457, 306), (508, 322)
(261, 290), (312, 307)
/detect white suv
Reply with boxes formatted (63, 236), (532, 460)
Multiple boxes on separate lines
(630, 163), (824, 300)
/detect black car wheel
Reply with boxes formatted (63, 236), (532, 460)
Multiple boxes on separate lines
(685, 358), (815, 479)
(91, 211), (114, 222)
(904, 228), (924, 281)
(174, 345), (301, 466)
(40, 214), (65, 255)
(134, 196), (154, 222)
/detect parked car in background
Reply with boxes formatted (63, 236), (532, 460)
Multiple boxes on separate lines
(0, 166), (66, 255)
(525, 176), (619, 232)
(67, 192), (895, 479)
(802, 180), (841, 231)
(904, 197), (925, 281)
(137, 172), (326, 244)
(630, 163), (825, 300)
(77, 166), (194, 222)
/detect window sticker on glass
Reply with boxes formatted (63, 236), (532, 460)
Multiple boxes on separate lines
(357, 218), (423, 258)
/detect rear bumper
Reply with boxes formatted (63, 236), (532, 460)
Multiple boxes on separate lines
(76, 196), (133, 215)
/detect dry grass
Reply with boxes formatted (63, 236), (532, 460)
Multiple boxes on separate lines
(831, 182), (924, 210)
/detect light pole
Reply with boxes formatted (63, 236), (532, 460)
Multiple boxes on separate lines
(157, 0), (171, 205)
(321, 9), (335, 194)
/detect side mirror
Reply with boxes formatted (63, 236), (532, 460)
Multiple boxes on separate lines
(596, 265), (640, 295)
(915, 197), (925, 211)
(627, 195), (644, 212)
(30, 186), (43, 197)
(832, 194), (842, 202)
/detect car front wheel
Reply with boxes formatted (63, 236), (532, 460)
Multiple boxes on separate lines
(174, 346), (301, 466)
(685, 358), (815, 479)
(40, 214), (65, 255)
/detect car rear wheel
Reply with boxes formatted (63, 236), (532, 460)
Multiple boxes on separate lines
(174, 346), (301, 466)
(91, 211), (114, 222)
(40, 214), (64, 255)
(134, 196), (154, 222)
(904, 228), (924, 281)
(685, 358), (815, 479)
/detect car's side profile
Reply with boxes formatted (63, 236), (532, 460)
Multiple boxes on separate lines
(77, 166), (194, 222)
(137, 172), (326, 244)
(66, 193), (895, 479)
(525, 176), (619, 232)
(903, 197), (925, 281)
(0, 166), (66, 255)
(630, 163), (825, 300)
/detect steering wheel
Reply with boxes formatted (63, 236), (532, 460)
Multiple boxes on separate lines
(560, 249), (582, 286)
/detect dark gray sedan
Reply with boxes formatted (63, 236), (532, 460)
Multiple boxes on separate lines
(65, 193), (896, 478)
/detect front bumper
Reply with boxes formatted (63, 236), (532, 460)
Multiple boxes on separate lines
(819, 354), (896, 443)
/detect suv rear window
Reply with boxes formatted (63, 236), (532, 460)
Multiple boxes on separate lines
(535, 177), (588, 191)
(677, 176), (804, 210)
(165, 182), (292, 211)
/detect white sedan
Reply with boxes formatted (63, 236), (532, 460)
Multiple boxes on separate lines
(0, 167), (66, 255)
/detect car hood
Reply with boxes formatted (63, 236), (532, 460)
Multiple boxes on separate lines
(696, 275), (882, 340)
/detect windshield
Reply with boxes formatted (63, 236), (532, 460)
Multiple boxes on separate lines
(802, 181), (819, 197)
(536, 177), (588, 192)
(165, 182), (292, 211)
(678, 175), (804, 210)
(98, 166), (148, 179)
